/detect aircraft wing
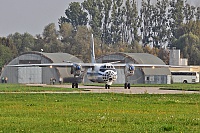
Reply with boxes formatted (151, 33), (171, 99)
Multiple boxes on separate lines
(112, 63), (192, 68)
(8, 62), (192, 68)
(112, 63), (169, 68)
(7, 63), (74, 67)
(7, 62), (97, 68)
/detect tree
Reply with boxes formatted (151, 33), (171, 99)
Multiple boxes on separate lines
(74, 26), (91, 62)
(0, 43), (13, 71)
(152, 0), (169, 48)
(157, 48), (169, 64)
(59, 2), (88, 30)
(123, 0), (140, 44)
(196, 7), (200, 20)
(184, 3), (196, 23)
(33, 34), (45, 52)
(126, 40), (144, 53)
(110, 0), (123, 44)
(82, 0), (103, 37)
(7, 32), (34, 54)
(168, 0), (184, 39)
(176, 21), (200, 39)
(42, 23), (63, 53)
(172, 33), (200, 65)
(21, 33), (35, 52)
(140, 0), (154, 46)
(7, 32), (22, 55)
(59, 22), (75, 54)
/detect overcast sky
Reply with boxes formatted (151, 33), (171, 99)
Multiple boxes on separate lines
(0, 0), (83, 37)
(0, 0), (199, 37)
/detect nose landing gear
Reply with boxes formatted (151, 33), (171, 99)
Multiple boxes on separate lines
(105, 84), (110, 89)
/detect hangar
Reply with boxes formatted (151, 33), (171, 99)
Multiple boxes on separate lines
(1, 52), (83, 84)
(94, 53), (171, 84)
(1, 52), (171, 84)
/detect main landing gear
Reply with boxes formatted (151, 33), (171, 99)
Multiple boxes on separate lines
(72, 83), (79, 88)
(105, 84), (110, 89)
(124, 75), (131, 89)
(124, 83), (131, 89)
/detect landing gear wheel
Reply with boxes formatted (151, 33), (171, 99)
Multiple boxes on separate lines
(105, 84), (110, 89)
(72, 83), (79, 88)
(72, 83), (75, 88)
(75, 83), (79, 88)
(124, 83), (127, 89)
(127, 83), (131, 89)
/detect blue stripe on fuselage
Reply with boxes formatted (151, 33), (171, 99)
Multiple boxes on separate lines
(87, 72), (103, 76)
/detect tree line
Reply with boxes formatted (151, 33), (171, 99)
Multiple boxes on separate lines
(1, 0), (200, 71)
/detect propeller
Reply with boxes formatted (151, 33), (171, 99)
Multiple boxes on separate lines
(71, 64), (82, 77)
(126, 64), (135, 76)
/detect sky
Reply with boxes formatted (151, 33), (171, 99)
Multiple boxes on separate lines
(0, 0), (199, 37)
(0, 0), (83, 37)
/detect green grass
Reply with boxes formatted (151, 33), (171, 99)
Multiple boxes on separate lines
(0, 84), (82, 92)
(159, 83), (200, 91)
(0, 92), (199, 132)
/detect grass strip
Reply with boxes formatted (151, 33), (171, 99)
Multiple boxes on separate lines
(0, 93), (199, 132)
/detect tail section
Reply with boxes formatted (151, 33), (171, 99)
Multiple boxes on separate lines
(91, 34), (96, 63)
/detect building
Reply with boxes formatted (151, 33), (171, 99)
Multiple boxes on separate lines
(169, 48), (200, 83)
(86, 52), (171, 84)
(2, 52), (172, 84)
(169, 48), (188, 66)
(1, 52), (83, 84)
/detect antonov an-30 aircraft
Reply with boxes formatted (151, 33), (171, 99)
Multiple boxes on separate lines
(8, 34), (179, 89)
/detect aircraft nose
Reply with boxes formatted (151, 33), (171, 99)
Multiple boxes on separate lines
(103, 70), (117, 81)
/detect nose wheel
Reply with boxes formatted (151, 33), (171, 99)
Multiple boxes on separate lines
(105, 84), (110, 89)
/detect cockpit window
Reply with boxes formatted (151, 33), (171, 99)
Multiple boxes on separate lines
(99, 65), (116, 72)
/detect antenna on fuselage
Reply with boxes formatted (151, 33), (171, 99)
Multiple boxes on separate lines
(91, 33), (96, 63)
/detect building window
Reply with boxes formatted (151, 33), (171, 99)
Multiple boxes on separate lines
(146, 76), (154, 81)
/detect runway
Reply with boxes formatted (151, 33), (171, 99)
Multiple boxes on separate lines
(18, 84), (200, 94)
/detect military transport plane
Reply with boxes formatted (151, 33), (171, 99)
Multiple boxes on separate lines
(8, 34), (177, 89)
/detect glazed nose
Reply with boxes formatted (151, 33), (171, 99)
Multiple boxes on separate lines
(103, 70), (116, 81)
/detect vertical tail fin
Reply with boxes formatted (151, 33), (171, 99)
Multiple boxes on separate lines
(91, 34), (96, 63)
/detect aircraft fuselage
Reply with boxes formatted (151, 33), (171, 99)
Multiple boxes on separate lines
(87, 63), (117, 85)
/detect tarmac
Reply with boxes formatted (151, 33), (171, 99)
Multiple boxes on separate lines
(21, 84), (200, 94)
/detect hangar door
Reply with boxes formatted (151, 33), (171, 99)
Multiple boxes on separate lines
(18, 67), (42, 84)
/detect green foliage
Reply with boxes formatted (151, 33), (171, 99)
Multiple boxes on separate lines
(168, 0), (185, 37)
(82, 0), (103, 37)
(172, 32), (200, 65)
(7, 32), (35, 54)
(74, 26), (91, 62)
(0, 91), (199, 132)
(176, 21), (200, 39)
(0, 40), (13, 70)
(2, 0), (200, 66)
(0, 84), (82, 92)
(42, 23), (63, 53)
(59, 2), (88, 30)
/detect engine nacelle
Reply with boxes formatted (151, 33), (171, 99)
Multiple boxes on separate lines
(71, 64), (82, 77)
(125, 64), (135, 76)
